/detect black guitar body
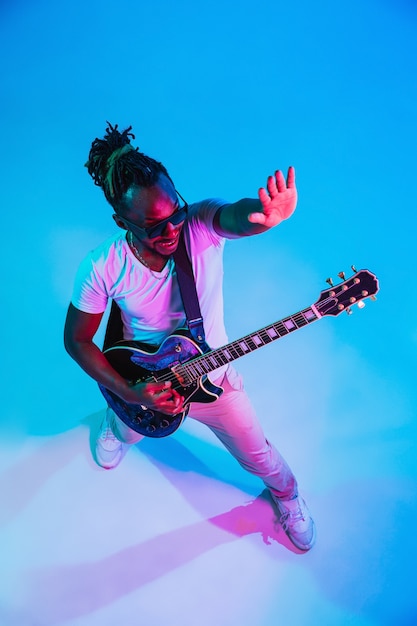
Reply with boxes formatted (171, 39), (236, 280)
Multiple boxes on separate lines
(99, 329), (224, 438)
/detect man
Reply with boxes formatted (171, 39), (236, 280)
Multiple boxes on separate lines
(64, 123), (316, 551)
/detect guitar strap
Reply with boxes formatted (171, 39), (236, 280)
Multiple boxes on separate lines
(103, 300), (123, 350)
(173, 228), (208, 349)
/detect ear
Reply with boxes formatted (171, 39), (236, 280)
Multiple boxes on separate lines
(112, 214), (128, 230)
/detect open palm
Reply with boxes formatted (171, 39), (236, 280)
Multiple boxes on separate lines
(249, 166), (297, 227)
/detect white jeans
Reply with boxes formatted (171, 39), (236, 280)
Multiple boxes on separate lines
(108, 366), (298, 500)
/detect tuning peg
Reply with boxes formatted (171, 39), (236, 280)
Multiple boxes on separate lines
(370, 295), (377, 302)
(338, 271), (346, 281)
(326, 277), (334, 287)
(346, 307), (353, 315)
(351, 265), (357, 273)
(357, 301), (366, 309)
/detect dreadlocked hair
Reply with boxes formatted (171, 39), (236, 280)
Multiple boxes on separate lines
(85, 122), (172, 210)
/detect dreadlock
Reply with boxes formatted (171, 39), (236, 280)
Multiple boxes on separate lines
(85, 122), (172, 211)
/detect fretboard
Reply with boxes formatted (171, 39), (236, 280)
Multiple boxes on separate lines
(177, 305), (320, 384)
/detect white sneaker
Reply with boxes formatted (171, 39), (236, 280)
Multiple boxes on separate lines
(273, 494), (316, 551)
(95, 410), (130, 469)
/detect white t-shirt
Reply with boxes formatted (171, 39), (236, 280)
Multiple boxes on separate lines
(71, 199), (229, 355)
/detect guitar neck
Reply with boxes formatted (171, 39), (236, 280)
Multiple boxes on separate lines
(178, 305), (321, 382)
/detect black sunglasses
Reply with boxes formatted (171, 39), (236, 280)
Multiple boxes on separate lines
(118, 190), (188, 239)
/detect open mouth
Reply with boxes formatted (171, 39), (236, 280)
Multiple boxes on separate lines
(158, 233), (180, 249)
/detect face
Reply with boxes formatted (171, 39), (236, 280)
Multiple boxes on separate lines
(113, 174), (187, 257)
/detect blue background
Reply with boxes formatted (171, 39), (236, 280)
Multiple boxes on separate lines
(1, 1), (416, 625)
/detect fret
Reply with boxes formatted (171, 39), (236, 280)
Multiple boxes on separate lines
(303, 307), (318, 322)
(258, 329), (273, 344)
(242, 335), (259, 351)
(250, 333), (264, 347)
(199, 353), (225, 371)
(266, 326), (279, 340)
(227, 344), (243, 360)
(293, 313), (308, 327)
(213, 350), (228, 365)
(283, 318), (297, 331)
(275, 321), (289, 336)
(208, 354), (220, 368)
(227, 342), (247, 359)
(222, 348), (234, 361)
(188, 361), (207, 377)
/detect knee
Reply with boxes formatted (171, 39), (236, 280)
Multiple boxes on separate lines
(237, 440), (278, 475)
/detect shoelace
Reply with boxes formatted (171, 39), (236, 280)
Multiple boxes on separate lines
(279, 505), (306, 531)
(99, 425), (118, 442)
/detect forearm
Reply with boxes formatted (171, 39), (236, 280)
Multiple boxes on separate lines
(214, 167), (297, 238)
(214, 199), (269, 239)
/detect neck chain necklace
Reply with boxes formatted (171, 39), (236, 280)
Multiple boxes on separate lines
(127, 231), (172, 281)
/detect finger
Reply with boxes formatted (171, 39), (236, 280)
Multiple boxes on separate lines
(171, 394), (185, 411)
(275, 170), (287, 193)
(266, 175), (277, 197)
(286, 166), (295, 188)
(251, 188), (270, 223)
(258, 186), (271, 207)
(156, 388), (175, 401)
(148, 381), (172, 393)
(159, 397), (185, 415)
(170, 389), (184, 401)
(248, 211), (267, 225)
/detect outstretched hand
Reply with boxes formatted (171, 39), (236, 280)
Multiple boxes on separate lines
(249, 166), (297, 228)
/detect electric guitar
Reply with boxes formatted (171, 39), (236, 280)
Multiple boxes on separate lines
(99, 268), (379, 438)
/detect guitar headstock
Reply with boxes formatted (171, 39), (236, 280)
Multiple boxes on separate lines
(314, 269), (379, 317)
